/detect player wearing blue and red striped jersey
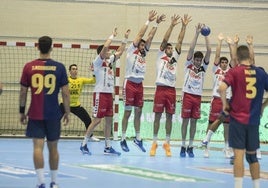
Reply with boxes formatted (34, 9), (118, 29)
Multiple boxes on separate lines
(218, 44), (268, 188)
(19, 36), (70, 188)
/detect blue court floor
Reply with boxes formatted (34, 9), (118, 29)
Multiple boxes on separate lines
(0, 138), (267, 188)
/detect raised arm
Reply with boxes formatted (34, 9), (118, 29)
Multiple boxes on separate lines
(99, 28), (118, 59)
(187, 23), (203, 60)
(203, 27), (212, 63)
(145, 13), (166, 51)
(246, 35), (255, 65)
(133, 10), (157, 46)
(160, 14), (180, 51)
(214, 33), (224, 65)
(226, 35), (239, 67)
(115, 29), (131, 59)
(175, 14), (192, 53)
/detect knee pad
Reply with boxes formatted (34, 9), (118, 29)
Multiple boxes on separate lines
(246, 153), (258, 164)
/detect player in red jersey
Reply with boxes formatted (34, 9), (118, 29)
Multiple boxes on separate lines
(19, 36), (70, 188)
(149, 14), (192, 157)
(180, 23), (212, 158)
(120, 10), (165, 153)
(80, 28), (130, 156)
(218, 42), (268, 188)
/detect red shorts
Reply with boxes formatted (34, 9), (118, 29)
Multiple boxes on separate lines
(209, 97), (230, 123)
(122, 79), (143, 107)
(92, 92), (113, 118)
(153, 86), (176, 114)
(181, 92), (201, 119)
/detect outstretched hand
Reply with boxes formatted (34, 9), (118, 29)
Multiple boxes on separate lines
(148, 10), (157, 22)
(112, 27), (118, 38)
(181, 14), (192, 26)
(124, 29), (131, 39)
(246, 35), (253, 45)
(170, 14), (180, 27)
(156, 14), (166, 24)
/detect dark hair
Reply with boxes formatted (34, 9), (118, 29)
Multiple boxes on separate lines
(138, 39), (146, 47)
(193, 51), (204, 59)
(97, 45), (104, 55)
(237, 45), (250, 61)
(69, 64), (77, 71)
(38, 36), (52, 54)
(219, 57), (229, 63)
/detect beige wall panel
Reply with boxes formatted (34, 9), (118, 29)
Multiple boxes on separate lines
(1, 0), (268, 92)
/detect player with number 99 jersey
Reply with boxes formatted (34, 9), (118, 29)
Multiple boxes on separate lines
(20, 59), (68, 120)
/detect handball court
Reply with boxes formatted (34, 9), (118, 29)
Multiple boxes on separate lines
(0, 138), (268, 188)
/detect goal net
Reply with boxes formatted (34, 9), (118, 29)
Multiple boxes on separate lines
(0, 39), (119, 138)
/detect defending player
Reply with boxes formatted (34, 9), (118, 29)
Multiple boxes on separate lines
(150, 14), (191, 157)
(80, 28), (130, 155)
(59, 64), (99, 141)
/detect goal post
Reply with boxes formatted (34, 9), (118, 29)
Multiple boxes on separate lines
(0, 39), (120, 139)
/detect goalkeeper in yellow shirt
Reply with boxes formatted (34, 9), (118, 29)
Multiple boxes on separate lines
(60, 64), (99, 141)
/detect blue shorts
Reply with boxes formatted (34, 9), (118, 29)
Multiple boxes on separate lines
(26, 119), (61, 141)
(229, 117), (259, 151)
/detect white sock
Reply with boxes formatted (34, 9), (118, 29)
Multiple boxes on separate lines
(121, 132), (126, 140)
(105, 138), (111, 148)
(36, 168), (45, 185)
(136, 132), (141, 141)
(189, 140), (194, 147)
(234, 177), (243, 188)
(225, 142), (229, 149)
(153, 135), (158, 142)
(205, 130), (214, 143)
(50, 170), (57, 183)
(181, 140), (186, 147)
(82, 136), (89, 146)
(166, 135), (170, 144)
(253, 179), (260, 188)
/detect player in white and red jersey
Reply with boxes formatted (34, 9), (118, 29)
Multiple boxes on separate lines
(201, 33), (232, 158)
(120, 10), (165, 153)
(180, 23), (211, 158)
(149, 14), (192, 157)
(80, 28), (130, 156)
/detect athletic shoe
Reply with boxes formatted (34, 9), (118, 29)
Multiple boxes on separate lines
(36, 184), (45, 188)
(80, 144), (91, 155)
(223, 148), (231, 158)
(50, 182), (59, 188)
(230, 156), (234, 164)
(180, 146), (186, 158)
(133, 138), (146, 152)
(204, 148), (209, 158)
(149, 142), (158, 156)
(257, 149), (262, 159)
(120, 139), (130, 152)
(187, 146), (195, 158)
(201, 141), (208, 148)
(88, 135), (100, 142)
(104, 147), (121, 156)
(163, 143), (171, 157)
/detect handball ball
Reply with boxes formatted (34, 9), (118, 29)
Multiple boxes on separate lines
(201, 26), (211, 36)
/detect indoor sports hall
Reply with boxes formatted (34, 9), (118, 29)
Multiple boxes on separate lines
(1, 0), (268, 188)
